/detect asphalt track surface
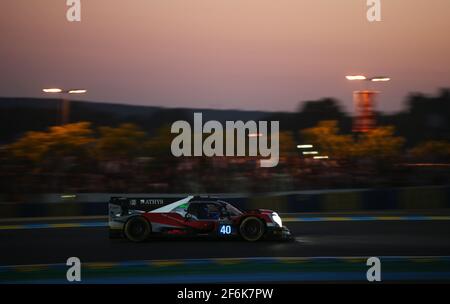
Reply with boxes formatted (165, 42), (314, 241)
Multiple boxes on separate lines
(1, 216), (450, 266)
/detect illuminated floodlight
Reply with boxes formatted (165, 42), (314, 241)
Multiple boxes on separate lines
(302, 151), (319, 155)
(370, 77), (391, 82)
(313, 156), (329, 160)
(345, 75), (367, 81)
(43, 88), (63, 93)
(43, 88), (87, 94)
(68, 89), (87, 94)
(297, 144), (313, 149)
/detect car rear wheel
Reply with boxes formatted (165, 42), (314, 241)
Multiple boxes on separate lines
(239, 217), (265, 242)
(124, 216), (151, 242)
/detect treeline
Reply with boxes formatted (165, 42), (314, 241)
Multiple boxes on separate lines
(267, 89), (450, 147)
(1, 89), (449, 146)
(0, 117), (449, 195)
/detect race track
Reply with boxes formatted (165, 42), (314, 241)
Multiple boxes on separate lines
(1, 217), (450, 266)
(2, 214), (450, 283)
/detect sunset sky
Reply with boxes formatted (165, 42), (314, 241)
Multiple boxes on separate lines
(1, 0), (449, 113)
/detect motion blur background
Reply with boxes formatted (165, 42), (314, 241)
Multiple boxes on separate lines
(0, 0), (449, 196)
(0, 91), (449, 196)
(1, 0), (450, 284)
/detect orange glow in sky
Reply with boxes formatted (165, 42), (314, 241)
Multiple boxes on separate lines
(1, 0), (449, 112)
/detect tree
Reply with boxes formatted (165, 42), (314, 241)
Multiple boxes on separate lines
(7, 122), (95, 177)
(95, 123), (148, 160)
(301, 120), (355, 159)
(8, 122), (94, 163)
(146, 124), (176, 158)
(356, 126), (405, 160)
(296, 98), (352, 132)
(278, 131), (297, 158)
(410, 140), (450, 162)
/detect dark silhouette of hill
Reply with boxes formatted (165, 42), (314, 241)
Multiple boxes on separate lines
(0, 97), (267, 143)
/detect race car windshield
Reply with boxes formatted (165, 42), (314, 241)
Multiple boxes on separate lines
(223, 202), (243, 216)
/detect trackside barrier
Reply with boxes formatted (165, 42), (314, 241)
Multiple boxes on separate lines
(0, 186), (449, 218)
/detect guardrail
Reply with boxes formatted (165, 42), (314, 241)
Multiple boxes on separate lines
(0, 186), (449, 218)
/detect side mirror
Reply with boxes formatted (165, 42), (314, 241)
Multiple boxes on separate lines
(185, 213), (192, 221)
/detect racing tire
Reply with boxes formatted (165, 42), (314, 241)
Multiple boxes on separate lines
(239, 217), (265, 242)
(124, 216), (151, 242)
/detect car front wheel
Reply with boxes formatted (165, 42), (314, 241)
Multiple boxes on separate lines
(239, 217), (265, 242)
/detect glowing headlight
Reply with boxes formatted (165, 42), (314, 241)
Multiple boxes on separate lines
(272, 212), (283, 227)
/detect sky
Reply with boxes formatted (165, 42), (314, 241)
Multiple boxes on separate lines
(1, 0), (449, 113)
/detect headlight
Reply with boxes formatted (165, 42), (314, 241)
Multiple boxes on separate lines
(271, 212), (283, 227)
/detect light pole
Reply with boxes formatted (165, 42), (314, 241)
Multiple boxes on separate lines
(42, 88), (87, 125)
(345, 75), (390, 132)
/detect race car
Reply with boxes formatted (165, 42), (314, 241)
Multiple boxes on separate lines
(109, 195), (292, 242)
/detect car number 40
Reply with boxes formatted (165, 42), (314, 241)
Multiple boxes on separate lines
(219, 225), (232, 235)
